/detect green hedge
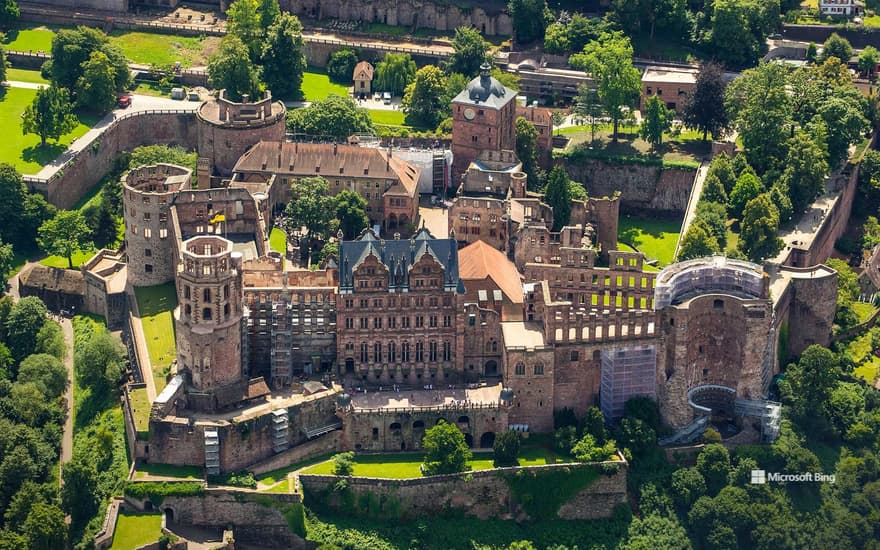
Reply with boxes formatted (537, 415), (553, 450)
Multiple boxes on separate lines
(502, 466), (600, 520)
(124, 481), (204, 504)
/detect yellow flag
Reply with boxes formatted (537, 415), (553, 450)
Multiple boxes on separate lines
(209, 213), (226, 224)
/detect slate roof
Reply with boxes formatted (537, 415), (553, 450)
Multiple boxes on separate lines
(353, 61), (374, 81)
(338, 227), (465, 293)
(451, 63), (514, 110)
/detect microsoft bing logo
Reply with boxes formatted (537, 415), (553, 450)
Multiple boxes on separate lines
(750, 469), (766, 484)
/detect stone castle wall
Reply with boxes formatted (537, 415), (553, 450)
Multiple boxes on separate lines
(299, 460), (627, 521)
(282, 0), (512, 36)
(560, 160), (696, 214)
(26, 112), (198, 210)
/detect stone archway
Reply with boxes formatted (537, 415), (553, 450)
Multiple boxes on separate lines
(480, 432), (495, 448)
(485, 360), (498, 376)
(464, 433), (474, 447)
(164, 507), (175, 524)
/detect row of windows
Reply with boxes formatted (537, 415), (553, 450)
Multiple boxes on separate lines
(357, 278), (440, 288)
(183, 303), (231, 321)
(513, 362), (544, 375)
(349, 341), (453, 363)
(343, 296), (453, 308)
(129, 225), (169, 239)
(458, 213), (500, 223)
(183, 285), (230, 302)
(129, 209), (169, 223)
(344, 315), (453, 329)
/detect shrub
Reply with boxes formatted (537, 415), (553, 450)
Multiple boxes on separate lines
(571, 434), (617, 463)
(493, 431), (521, 467)
(332, 452), (355, 476)
(207, 470), (256, 489)
(553, 426), (579, 454)
(123, 481), (204, 504)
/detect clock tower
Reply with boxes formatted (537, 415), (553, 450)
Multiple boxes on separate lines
(450, 63), (517, 192)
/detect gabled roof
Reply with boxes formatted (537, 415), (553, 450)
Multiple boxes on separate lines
(232, 141), (419, 197)
(339, 227), (465, 293)
(19, 264), (84, 295)
(458, 240), (523, 305)
(353, 61), (374, 81)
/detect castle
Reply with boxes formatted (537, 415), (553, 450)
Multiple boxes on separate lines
(57, 70), (836, 473)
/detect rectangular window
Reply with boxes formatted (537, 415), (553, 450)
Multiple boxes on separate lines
(360, 343), (368, 362)
(388, 342), (396, 362)
(515, 363), (525, 375)
(443, 315), (451, 327)
(534, 364), (544, 375)
(416, 316), (424, 328)
(388, 317), (397, 328)
(442, 341), (451, 361)
(402, 317), (410, 328)
(429, 316), (437, 328)
(415, 342), (424, 362)
(159, 228), (168, 239)
(374, 342), (382, 362)
(145, 264), (153, 273)
(345, 318), (354, 329)
(145, 248), (152, 257)
(359, 318), (368, 329)
(429, 341), (438, 362)
(143, 228), (152, 239)
(402, 342), (410, 361)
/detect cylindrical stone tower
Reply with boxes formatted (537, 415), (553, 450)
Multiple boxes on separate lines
(123, 164), (191, 286)
(196, 90), (287, 177)
(175, 236), (244, 395)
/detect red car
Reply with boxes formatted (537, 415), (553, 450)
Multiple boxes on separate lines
(117, 95), (131, 108)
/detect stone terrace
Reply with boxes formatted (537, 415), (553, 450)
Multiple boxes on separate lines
(350, 382), (505, 410)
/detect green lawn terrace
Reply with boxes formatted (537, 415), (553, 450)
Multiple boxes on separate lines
(618, 214), (683, 268)
(557, 124), (705, 170)
(109, 511), (163, 550)
(0, 87), (99, 174)
(134, 283), (178, 393)
(299, 445), (577, 479)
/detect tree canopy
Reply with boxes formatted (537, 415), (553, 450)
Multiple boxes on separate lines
(374, 53), (417, 96)
(285, 176), (335, 258)
(21, 85), (77, 147)
(226, 0), (262, 60)
(677, 219), (721, 261)
(402, 65), (447, 129)
(75, 50), (117, 112)
(570, 32), (640, 141)
(446, 27), (490, 77)
(326, 48), (358, 83)
(208, 35), (262, 102)
(639, 95), (672, 151)
(681, 62), (729, 141)
(334, 190), (369, 240)
(515, 116), (542, 191)
(821, 33), (853, 64)
(421, 421), (471, 475)
(287, 95), (373, 138)
(508, 0), (552, 45)
(38, 210), (92, 269)
(46, 26), (129, 93)
(261, 13), (307, 100)
(738, 193), (782, 262)
(545, 165), (572, 232)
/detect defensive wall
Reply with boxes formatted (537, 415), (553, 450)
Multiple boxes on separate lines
(782, 24), (880, 49)
(24, 110), (198, 209)
(124, 488), (308, 549)
(299, 459), (627, 521)
(559, 159), (697, 214)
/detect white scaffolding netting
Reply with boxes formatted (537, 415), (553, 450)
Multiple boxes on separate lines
(653, 256), (765, 309)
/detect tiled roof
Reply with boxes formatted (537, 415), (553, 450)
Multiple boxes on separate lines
(458, 240), (524, 304)
(338, 227), (465, 293)
(19, 264), (84, 295)
(233, 142), (418, 197)
(353, 61), (374, 81)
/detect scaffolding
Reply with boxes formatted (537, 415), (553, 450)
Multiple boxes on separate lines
(600, 345), (657, 421)
(654, 256), (766, 309)
(735, 398), (782, 443)
(204, 430), (220, 475)
(270, 302), (292, 386)
(272, 409), (290, 453)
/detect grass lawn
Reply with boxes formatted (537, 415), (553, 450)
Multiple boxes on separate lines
(848, 328), (880, 385)
(2, 25), (58, 52)
(40, 249), (97, 269)
(133, 80), (171, 98)
(853, 301), (878, 324)
(134, 462), (202, 480)
(108, 31), (220, 68)
(368, 109), (408, 127)
(128, 387), (151, 439)
(301, 447), (565, 479)
(301, 70), (349, 101)
(134, 283), (178, 393)
(0, 87), (98, 173)
(6, 68), (49, 84)
(256, 452), (338, 488)
(269, 227), (286, 254)
(562, 127), (704, 170)
(618, 214), (682, 267)
(109, 512), (162, 550)
(865, 15), (880, 27)
(265, 478), (293, 493)
(726, 221), (740, 255)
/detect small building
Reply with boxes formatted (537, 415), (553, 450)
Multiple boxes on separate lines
(18, 264), (84, 313)
(353, 61), (374, 96)
(640, 65), (699, 113)
(819, 0), (862, 16)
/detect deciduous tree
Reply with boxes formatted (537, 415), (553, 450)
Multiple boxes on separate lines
(859, 46), (879, 80)
(639, 94), (672, 151)
(728, 172), (764, 218)
(38, 210), (92, 269)
(261, 13), (307, 100)
(677, 219), (721, 261)
(257, 0), (280, 32)
(5, 297), (47, 364)
(446, 27), (490, 77)
(570, 32), (640, 141)
(694, 200), (728, 249)
(738, 193), (783, 262)
(515, 116), (542, 190)
(208, 36), (261, 102)
(17, 354), (66, 399)
(334, 189), (369, 240)
(681, 62), (729, 141)
(331, 451), (354, 476)
(22, 503), (67, 550)
(817, 97), (869, 168)
(493, 430), (520, 467)
(545, 165), (572, 231)
(287, 95), (372, 138)
(326, 48), (358, 83)
(74, 328), (124, 397)
(284, 176), (335, 258)
(226, 0), (262, 60)
(374, 53), (417, 96)
(821, 32), (853, 64)
(21, 85), (77, 147)
(508, 0), (552, 45)
(0, 0), (19, 29)
(75, 51), (117, 112)
(781, 131), (829, 212)
(422, 421), (471, 475)
(401, 65), (447, 128)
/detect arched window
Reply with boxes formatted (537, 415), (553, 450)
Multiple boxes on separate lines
(515, 362), (525, 375)
(534, 363), (544, 375)
(491, 341), (498, 352)
(202, 308), (212, 320)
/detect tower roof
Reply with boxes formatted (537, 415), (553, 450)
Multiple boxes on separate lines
(452, 62), (513, 110)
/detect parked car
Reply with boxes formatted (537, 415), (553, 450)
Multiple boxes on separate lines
(383, 92), (392, 104)
(117, 95), (131, 108)
(170, 87), (185, 100)
(373, 91), (381, 101)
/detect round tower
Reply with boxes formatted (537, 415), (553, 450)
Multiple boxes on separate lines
(174, 236), (244, 394)
(123, 164), (191, 286)
(196, 90), (287, 177)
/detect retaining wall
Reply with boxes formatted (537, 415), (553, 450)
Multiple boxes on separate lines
(299, 460), (628, 521)
(559, 159), (697, 214)
(249, 431), (342, 476)
(24, 110), (198, 209)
